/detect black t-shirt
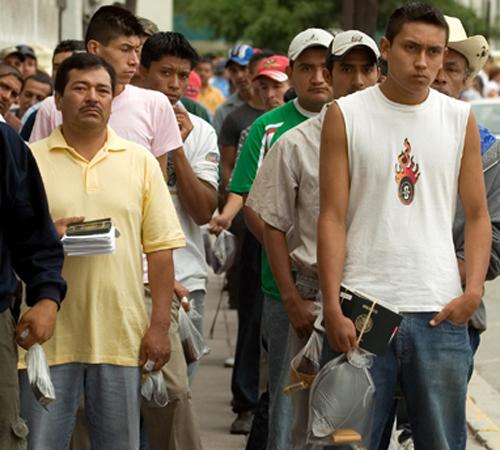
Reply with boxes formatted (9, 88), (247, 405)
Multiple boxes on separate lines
(219, 103), (264, 147)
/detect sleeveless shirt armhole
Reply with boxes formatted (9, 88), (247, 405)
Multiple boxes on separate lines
(457, 102), (472, 164)
(334, 99), (352, 168)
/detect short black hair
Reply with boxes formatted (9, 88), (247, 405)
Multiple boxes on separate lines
(0, 63), (23, 85)
(85, 6), (144, 47)
(198, 56), (214, 66)
(53, 40), (86, 57)
(54, 53), (116, 95)
(141, 32), (199, 70)
(385, 2), (448, 43)
(24, 72), (53, 93)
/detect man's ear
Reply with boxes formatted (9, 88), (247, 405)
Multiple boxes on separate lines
(87, 39), (100, 56)
(379, 36), (390, 61)
(54, 92), (62, 112)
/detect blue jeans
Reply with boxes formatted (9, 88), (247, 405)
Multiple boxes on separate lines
(261, 295), (292, 450)
(368, 313), (471, 450)
(20, 363), (141, 450)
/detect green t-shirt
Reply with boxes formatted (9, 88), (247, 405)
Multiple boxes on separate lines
(229, 100), (314, 300)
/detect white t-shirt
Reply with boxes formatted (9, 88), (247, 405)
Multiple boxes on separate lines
(169, 103), (219, 291)
(29, 84), (183, 155)
(337, 85), (470, 312)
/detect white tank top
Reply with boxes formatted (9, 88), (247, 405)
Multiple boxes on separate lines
(336, 85), (470, 312)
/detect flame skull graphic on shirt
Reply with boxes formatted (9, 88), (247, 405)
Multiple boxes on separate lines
(394, 138), (421, 205)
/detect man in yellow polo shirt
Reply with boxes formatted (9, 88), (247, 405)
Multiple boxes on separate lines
(19, 53), (185, 450)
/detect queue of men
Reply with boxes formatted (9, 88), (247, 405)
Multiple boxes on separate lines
(1, 2), (499, 450)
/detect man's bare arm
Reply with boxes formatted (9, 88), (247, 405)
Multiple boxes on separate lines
(432, 112), (491, 326)
(243, 193), (264, 244)
(317, 103), (357, 353)
(220, 144), (237, 192)
(171, 147), (218, 225)
(209, 192), (243, 234)
(140, 249), (174, 370)
(264, 224), (315, 337)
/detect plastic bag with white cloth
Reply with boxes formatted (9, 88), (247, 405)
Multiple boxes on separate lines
(141, 360), (169, 408)
(202, 227), (237, 274)
(178, 299), (209, 364)
(25, 343), (56, 408)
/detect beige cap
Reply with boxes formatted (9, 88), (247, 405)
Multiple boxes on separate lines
(445, 15), (489, 78)
(331, 30), (380, 60)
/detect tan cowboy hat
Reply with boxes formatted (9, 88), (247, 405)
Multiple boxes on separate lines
(445, 15), (489, 78)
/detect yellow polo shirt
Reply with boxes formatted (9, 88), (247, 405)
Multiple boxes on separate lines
(24, 126), (185, 367)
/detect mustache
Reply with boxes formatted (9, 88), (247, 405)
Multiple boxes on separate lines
(79, 102), (103, 114)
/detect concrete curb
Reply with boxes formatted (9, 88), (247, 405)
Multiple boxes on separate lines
(467, 371), (500, 450)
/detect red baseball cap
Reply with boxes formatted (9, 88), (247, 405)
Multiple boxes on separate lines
(253, 55), (289, 82)
(184, 70), (201, 100)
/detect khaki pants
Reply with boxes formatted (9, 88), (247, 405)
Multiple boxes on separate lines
(0, 308), (28, 449)
(142, 290), (203, 450)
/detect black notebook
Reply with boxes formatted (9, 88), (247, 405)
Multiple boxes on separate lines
(340, 285), (402, 355)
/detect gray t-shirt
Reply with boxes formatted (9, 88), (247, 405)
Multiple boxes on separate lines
(213, 93), (245, 136)
(219, 103), (264, 147)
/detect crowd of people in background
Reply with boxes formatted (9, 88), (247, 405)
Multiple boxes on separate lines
(1, 2), (499, 450)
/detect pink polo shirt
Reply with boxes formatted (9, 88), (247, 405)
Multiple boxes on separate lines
(30, 84), (182, 156)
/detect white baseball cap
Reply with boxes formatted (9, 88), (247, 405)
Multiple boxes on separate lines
(288, 28), (334, 61)
(331, 30), (380, 60)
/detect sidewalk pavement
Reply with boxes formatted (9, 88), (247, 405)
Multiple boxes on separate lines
(191, 274), (246, 450)
(192, 273), (493, 449)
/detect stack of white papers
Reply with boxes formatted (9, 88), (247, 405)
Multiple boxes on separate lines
(62, 226), (118, 256)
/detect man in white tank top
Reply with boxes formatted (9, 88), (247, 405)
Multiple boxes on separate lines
(318, 4), (491, 450)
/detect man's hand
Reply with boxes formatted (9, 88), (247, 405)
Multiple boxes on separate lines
(324, 308), (358, 354)
(139, 324), (171, 371)
(174, 106), (194, 142)
(208, 214), (232, 235)
(4, 111), (21, 131)
(54, 216), (85, 238)
(174, 281), (189, 300)
(283, 294), (316, 339)
(16, 299), (58, 349)
(430, 292), (481, 327)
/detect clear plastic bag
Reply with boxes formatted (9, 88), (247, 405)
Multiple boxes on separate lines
(307, 349), (375, 448)
(25, 343), (56, 408)
(178, 306), (209, 364)
(284, 330), (323, 395)
(141, 370), (169, 408)
(203, 228), (237, 274)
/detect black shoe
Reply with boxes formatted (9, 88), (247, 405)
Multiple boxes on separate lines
(230, 411), (254, 435)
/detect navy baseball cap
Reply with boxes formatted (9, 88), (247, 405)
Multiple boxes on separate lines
(226, 44), (254, 67)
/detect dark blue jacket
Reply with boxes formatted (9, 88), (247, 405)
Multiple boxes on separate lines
(0, 122), (66, 313)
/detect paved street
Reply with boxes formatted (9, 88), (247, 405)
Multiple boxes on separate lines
(192, 273), (492, 449)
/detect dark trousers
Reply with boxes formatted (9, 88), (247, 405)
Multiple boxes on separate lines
(231, 229), (263, 413)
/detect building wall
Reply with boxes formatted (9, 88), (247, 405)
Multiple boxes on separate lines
(0, 0), (59, 49)
(0, 0), (172, 50)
